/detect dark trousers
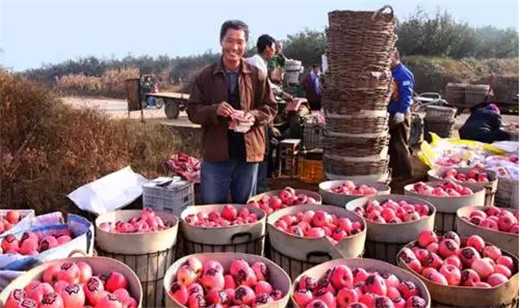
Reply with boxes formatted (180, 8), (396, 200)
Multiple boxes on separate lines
(389, 113), (413, 178)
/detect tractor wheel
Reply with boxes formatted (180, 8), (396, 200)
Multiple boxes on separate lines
(155, 98), (164, 109)
(164, 99), (180, 119)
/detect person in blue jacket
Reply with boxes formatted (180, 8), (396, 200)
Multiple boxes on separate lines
(388, 49), (414, 180)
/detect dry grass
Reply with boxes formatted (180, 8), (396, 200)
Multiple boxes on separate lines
(0, 71), (197, 214)
(403, 57), (519, 94)
(55, 67), (176, 99)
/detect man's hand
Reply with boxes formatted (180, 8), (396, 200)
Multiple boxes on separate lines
(394, 112), (405, 124)
(243, 112), (256, 126)
(216, 102), (235, 117)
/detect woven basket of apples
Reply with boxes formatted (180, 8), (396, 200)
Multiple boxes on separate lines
(404, 181), (486, 232)
(292, 257), (432, 308)
(267, 205), (366, 280)
(318, 181), (391, 207)
(427, 167), (498, 206)
(0, 210), (35, 237)
(346, 195), (436, 264)
(456, 206), (518, 257)
(0, 256), (142, 308)
(247, 187), (322, 216)
(397, 231), (519, 307)
(95, 208), (178, 307)
(164, 253), (291, 308)
(180, 204), (266, 255)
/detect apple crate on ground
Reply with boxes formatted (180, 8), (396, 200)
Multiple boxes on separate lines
(163, 252), (291, 308)
(427, 167), (498, 206)
(456, 205), (519, 257)
(291, 257), (432, 308)
(318, 180), (391, 207)
(404, 181), (486, 232)
(346, 195), (436, 265)
(0, 256), (143, 308)
(267, 204), (366, 280)
(95, 209), (178, 308)
(180, 204), (266, 255)
(142, 178), (195, 218)
(0, 210), (36, 238)
(397, 231), (519, 307)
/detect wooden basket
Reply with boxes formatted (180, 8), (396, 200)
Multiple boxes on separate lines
(324, 154), (389, 176)
(423, 117), (456, 140)
(445, 83), (467, 106)
(319, 180), (391, 207)
(325, 113), (389, 135)
(397, 238), (519, 307)
(323, 70), (393, 96)
(427, 167), (498, 206)
(465, 84), (491, 107)
(323, 132), (389, 157)
(95, 210), (179, 308)
(322, 85), (392, 114)
(164, 253), (291, 308)
(180, 204), (266, 255)
(291, 258), (431, 308)
(456, 205), (518, 257)
(0, 256), (143, 308)
(346, 194), (436, 264)
(425, 105), (457, 120)
(404, 181), (486, 232)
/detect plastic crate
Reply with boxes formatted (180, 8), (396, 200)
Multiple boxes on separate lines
(303, 122), (323, 151)
(142, 178), (195, 217)
(298, 151), (324, 184)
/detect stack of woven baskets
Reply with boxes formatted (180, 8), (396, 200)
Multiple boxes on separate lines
(423, 105), (457, 142)
(322, 6), (397, 181)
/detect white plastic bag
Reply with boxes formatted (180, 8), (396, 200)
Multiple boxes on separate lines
(67, 166), (149, 215)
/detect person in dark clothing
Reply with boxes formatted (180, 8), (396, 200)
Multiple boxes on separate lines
(459, 103), (511, 143)
(302, 64), (322, 111)
(388, 49), (414, 180)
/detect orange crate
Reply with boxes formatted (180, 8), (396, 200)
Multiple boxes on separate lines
(298, 156), (324, 184)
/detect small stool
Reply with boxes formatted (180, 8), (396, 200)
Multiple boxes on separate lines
(276, 139), (300, 178)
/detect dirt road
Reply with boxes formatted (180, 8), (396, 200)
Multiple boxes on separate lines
(62, 96), (197, 127)
(63, 96), (518, 128)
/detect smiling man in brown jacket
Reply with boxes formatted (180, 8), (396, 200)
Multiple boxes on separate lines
(188, 20), (278, 204)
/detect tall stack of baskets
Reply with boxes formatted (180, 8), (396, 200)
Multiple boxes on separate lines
(322, 6), (397, 182)
(423, 105), (457, 142)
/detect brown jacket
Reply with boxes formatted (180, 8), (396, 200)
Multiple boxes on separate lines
(188, 58), (278, 163)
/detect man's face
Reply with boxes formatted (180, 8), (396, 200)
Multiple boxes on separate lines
(275, 42), (282, 53)
(390, 52), (399, 68)
(221, 28), (247, 63)
(265, 43), (276, 59)
(313, 67), (320, 75)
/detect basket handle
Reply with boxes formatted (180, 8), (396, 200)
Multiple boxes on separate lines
(306, 251), (332, 261)
(372, 5), (394, 21)
(68, 249), (87, 258)
(231, 232), (253, 243)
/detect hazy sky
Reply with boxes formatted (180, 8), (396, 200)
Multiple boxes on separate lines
(1, 0), (518, 71)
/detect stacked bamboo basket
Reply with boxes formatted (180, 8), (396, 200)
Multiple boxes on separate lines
(322, 6), (397, 182)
